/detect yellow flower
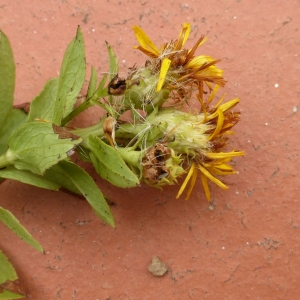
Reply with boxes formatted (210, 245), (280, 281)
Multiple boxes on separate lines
(175, 87), (244, 200)
(132, 23), (225, 101)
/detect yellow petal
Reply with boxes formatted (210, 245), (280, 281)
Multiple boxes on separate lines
(219, 98), (239, 112)
(186, 55), (216, 69)
(207, 167), (237, 176)
(200, 172), (211, 201)
(207, 85), (220, 105)
(176, 162), (195, 199)
(212, 163), (234, 171)
(187, 36), (207, 60)
(202, 98), (239, 123)
(208, 108), (224, 140)
(194, 65), (224, 77)
(132, 26), (160, 57)
(185, 167), (198, 200)
(182, 23), (191, 46)
(205, 151), (245, 160)
(174, 23), (191, 50)
(213, 92), (225, 109)
(198, 164), (228, 190)
(156, 58), (171, 92)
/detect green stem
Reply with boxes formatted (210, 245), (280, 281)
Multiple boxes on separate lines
(0, 150), (16, 169)
(71, 118), (105, 141)
(117, 148), (142, 172)
(61, 100), (94, 127)
(115, 123), (148, 140)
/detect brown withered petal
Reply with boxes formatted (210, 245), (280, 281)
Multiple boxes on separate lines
(52, 124), (80, 141)
(0, 279), (26, 296)
(142, 144), (171, 184)
(13, 102), (31, 114)
(103, 116), (117, 146)
(108, 74), (127, 95)
(103, 116), (117, 136)
(142, 167), (159, 183)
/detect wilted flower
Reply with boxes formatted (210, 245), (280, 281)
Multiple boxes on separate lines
(71, 22), (244, 202)
(132, 23), (225, 104)
(114, 85), (244, 200)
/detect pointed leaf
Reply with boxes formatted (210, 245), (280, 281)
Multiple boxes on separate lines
(0, 290), (25, 299)
(3, 122), (82, 175)
(106, 42), (118, 80)
(0, 251), (18, 284)
(0, 30), (15, 129)
(93, 74), (108, 100)
(57, 160), (114, 227)
(27, 78), (59, 122)
(44, 164), (81, 194)
(86, 66), (98, 100)
(53, 26), (86, 125)
(0, 166), (60, 190)
(88, 135), (139, 188)
(0, 208), (44, 252)
(0, 109), (27, 156)
(0, 251), (25, 299)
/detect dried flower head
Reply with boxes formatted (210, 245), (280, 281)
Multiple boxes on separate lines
(132, 23), (225, 104)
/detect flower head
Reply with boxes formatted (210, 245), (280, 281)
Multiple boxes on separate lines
(175, 87), (244, 200)
(132, 23), (225, 104)
(115, 86), (243, 200)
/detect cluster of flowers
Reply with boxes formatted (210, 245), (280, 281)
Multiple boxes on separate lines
(83, 23), (244, 201)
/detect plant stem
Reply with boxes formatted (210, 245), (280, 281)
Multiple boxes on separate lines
(71, 118), (105, 141)
(0, 150), (16, 169)
(61, 101), (94, 127)
(117, 147), (142, 172)
(115, 123), (148, 140)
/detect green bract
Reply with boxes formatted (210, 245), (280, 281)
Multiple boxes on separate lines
(88, 135), (140, 188)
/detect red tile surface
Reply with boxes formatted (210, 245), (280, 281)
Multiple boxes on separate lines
(1, 0), (300, 299)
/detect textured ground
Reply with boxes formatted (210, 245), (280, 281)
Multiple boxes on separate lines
(1, 0), (300, 299)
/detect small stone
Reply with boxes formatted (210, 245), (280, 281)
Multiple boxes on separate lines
(148, 256), (168, 276)
(208, 205), (214, 211)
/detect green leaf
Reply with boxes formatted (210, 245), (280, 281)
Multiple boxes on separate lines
(106, 42), (118, 81)
(43, 163), (81, 194)
(74, 145), (92, 163)
(86, 66), (98, 100)
(93, 74), (108, 100)
(27, 78), (59, 123)
(0, 30), (15, 129)
(53, 26), (86, 125)
(0, 166), (60, 191)
(88, 135), (139, 188)
(0, 251), (25, 299)
(0, 208), (44, 252)
(0, 122), (82, 175)
(0, 290), (25, 299)
(0, 109), (27, 156)
(0, 251), (18, 284)
(57, 160), (115, 227)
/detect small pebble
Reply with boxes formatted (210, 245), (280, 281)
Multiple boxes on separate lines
(148, 256), (168, 277)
